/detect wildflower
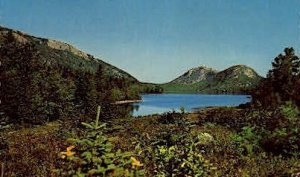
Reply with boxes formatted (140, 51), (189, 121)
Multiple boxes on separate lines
(60, 145), (75, 159)
(130, 157), (143, 168)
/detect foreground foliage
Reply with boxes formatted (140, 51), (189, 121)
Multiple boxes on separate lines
(55, 107), (144, 176)
(1, 109), (300, 176)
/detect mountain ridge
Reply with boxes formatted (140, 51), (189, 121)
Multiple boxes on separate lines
(163, 64), (263, 94)
(0, 26), (138, 82)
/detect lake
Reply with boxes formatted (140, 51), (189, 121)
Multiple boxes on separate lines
(132, 94), (251, 116)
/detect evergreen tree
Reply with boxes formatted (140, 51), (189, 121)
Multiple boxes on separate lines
(253, 47), (300, 107)
(1, 33), (75, 124)
(1, 34), (43, 123)
(95, 64), (106, 103)
(74, 72), (97, 117)
(41, 66), (75, 121)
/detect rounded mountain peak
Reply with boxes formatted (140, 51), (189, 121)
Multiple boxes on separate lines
(216, 65), (261, 80)
(171, 65), (218, 84)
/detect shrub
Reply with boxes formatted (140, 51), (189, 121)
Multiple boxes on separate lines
(157, 110), (188, 126)
(153, 144), (216, 177)
(262, 102), (300, 157)
(135, 131), (217, 177)
(231, 126), (262, 155)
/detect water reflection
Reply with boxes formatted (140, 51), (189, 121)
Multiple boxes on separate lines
(100, 103), (139, 119)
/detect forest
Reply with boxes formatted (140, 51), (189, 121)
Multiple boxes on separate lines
(0, 30), (162, 126)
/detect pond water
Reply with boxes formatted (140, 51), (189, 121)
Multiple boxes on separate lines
(131, 94), (251, 116)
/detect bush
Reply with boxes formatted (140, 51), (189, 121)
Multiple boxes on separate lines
(198, 107), (248, 129)
(135, 130), (217, 177)
(262, 102), (300, 157)
(152, 144), (216, 177)
(157, 110), (187, 125)
(231, 126), (262, 155)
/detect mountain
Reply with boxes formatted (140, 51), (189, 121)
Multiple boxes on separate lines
(1, 25), (165, 124)
(214, 65), (260, 81)
(162, 65), (263, 94)
(200, 65), (263, 93)
(171, 66), (218, 84)
(0, 26), (138, 82)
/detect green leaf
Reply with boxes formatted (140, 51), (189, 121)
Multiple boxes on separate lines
(107, 164), (116, 170)
(81, 122), (95, 129)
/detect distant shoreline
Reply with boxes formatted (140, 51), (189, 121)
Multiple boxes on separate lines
(113, 100), (142, 105)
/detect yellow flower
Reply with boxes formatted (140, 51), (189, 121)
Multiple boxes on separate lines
(130, 157), (143, 168)
(66, 145), (75, 152)
(60, 145), (75, 159)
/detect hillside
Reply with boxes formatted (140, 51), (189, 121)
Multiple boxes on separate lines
(1, 25), (163, 124)
(162, 65), (263, 94)
(0, 26), (138, 82)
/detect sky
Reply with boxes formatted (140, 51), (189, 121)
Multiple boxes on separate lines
(0, 0), (300, 83)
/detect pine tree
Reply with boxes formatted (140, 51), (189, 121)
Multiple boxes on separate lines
(95, 64), (106, 103)
(253, 47), (300, 107)
(1, 34), (43, 123)
(74, 72), (97, 117)
(42, 66), (75, 121)
(270, 48), (300, 103)
(1, 32), (76, 124)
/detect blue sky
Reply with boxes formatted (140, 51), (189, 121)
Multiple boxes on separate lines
(1, 0), (299, 83)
